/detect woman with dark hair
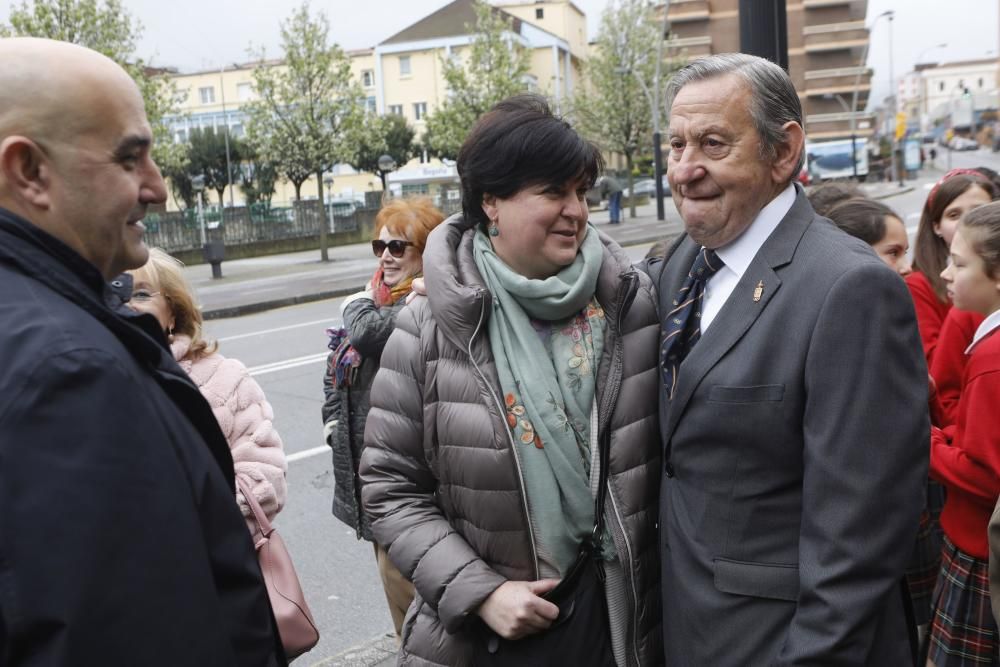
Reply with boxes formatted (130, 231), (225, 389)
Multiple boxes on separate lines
(322, 197), (444, 640)
(358, 94), (662, 666)
(826, 198), (911, 276)
(908, 170), (998, 365)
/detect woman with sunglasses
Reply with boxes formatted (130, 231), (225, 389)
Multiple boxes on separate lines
(127, 248), (288, 532)
(322, 197), (444, 640)
(358, 95), (662, 666)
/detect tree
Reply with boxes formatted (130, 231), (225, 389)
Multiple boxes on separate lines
(1, 0), (184, 169)
(351, 113), (416, 190)
(571, 0), (662, 219)
(187, 128), (242, 206)
(159, 147), (196, 211)
(422, 0), (531, 159)
(243, 1), (364, 261)
(239, 145), (278, 209)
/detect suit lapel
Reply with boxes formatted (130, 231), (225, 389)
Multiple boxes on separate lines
(662, 188), (816, 444)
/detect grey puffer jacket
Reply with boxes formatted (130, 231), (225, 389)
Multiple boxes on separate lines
(322, 296), (406, 541)
(359, 215), (663, 666)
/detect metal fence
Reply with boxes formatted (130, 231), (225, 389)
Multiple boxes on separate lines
(143, 196), (463, 254)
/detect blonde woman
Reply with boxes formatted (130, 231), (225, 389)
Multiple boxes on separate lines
(128, 248), (287, 526)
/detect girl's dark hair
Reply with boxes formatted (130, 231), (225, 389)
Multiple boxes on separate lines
(826, 198), (898, 246)
(960, 200), (1000, 279)
(808, 182), (864, 218)
(457, 94), (603, 230)
(913, 174), (999, 301)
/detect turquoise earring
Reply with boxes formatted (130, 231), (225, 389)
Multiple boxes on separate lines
(488, 218), (500, 237)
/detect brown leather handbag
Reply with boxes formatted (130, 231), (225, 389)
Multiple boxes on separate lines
(237, 478), (320, 661)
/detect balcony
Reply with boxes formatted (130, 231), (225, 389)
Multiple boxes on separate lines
(669, 0), (710, 23)
(805, 110), (876, 140)
(667, 35), (713, 58)
(803, 21), (868, 53)
(804, 65), (871, 91)
(803, 0), (853, 7)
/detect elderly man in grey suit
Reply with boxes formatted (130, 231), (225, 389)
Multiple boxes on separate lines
(648, 53), (929, 665)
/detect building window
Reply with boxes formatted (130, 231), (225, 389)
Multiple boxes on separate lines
(536, 7), (544, 19)
(399, 56), (411, 77)
(362, 70), (374, 87)
(231, 124), (245, 138)
(939, 81), (944, 92)
(366, 96), (377, 114)
(199, 86), (215, 104)
(979, 77), (984, 88)
(388, 104), (403, 116)
(174, 128), (188, 143)
(413, 102), (427, 121)
(237, 83), (253, 102)
(402, 183), (429, 196)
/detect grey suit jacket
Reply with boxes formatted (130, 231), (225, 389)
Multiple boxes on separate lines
(649, 189), (928, 666)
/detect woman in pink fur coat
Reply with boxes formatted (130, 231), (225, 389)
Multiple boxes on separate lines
(128, 248), (287, 524)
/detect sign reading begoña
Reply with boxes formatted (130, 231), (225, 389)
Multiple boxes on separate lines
(805, 139), (869, 181)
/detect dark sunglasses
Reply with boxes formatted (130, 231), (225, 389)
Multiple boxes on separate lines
(372, 239), (414, 258)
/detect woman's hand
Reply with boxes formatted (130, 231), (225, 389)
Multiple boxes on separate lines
(406, 277), (427, 304)
(476, 579), (560, 640)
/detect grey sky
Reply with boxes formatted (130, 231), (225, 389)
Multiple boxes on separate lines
(1, 0), (996, 107)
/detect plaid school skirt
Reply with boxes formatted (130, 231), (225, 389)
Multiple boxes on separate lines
(928, 536), (1000, 666)
(908, 482), (947, 626)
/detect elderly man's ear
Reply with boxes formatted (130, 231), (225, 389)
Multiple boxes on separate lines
(771, 122), (806, 185)
(0, 137), (53, 210)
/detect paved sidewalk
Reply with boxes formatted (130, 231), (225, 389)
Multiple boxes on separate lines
(187, 181), (917, 319)
(189, 201), (682, 319)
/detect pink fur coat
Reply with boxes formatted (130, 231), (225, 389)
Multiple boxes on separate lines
(171, 335), (288, 526)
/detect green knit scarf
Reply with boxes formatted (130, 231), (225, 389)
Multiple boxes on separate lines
(473, 225), (608, 577)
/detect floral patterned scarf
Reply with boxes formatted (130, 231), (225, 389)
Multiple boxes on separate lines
(473, 225), (610, 577)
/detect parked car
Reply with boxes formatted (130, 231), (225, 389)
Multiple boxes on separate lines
(623, 175), (670, 199)
(949, 137), (980, 151)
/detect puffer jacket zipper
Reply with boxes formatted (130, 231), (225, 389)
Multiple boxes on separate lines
(465, 291), (540, 579)
(598, 271), (643, 667)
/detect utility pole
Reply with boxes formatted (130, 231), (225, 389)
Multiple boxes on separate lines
(738, 0), (788, 70)
(651, 1), (671, 222)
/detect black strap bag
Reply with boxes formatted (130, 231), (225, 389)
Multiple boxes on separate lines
(472, 429), (616, 666)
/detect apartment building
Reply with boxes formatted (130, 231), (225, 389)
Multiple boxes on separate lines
(161, 0), (585, 208)
(659, 0), (874, 142)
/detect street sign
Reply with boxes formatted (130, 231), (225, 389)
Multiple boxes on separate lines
(904, 139), (921, 172)
(895, 112), (908, 141)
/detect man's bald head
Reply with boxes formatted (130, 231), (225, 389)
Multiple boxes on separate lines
(0, 38), (141, 146)
(0, 37), (166, 280)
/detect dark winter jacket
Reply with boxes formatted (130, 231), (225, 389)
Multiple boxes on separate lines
(359, 215), (663, 666)
(0, 207), (285, 666)
(322, 295), (406, 540)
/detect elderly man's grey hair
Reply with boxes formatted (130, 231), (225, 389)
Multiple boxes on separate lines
(666, 53), (805, 177)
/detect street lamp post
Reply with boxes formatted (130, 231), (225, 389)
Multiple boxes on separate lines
(823, 93), (858, 179)
(651, 0), (671, 222)
(915, 43), (947, 131)
(885, 12), (903, 187)
(192, 175), (207, 246)
(851, 10), (893, 183)
(377, 154), (396, 200)
(219, 66), (234, 210)
(610, 2), (671, 222)
(323, 174), (334, 231)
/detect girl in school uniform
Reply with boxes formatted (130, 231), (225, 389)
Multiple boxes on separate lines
(927, 200), (1000, 667)
(908, 170), (997, 367)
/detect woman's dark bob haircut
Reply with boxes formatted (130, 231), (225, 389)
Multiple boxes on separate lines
(458, 94), (604, 230)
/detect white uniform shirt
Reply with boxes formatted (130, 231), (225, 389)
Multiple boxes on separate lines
(701, 184), (797, 332)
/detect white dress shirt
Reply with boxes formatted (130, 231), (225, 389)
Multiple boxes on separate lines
(701, 184), (797, 332)
(966, 308), (1000, 354)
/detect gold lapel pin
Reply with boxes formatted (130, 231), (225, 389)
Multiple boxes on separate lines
(753, 280), (764, 303)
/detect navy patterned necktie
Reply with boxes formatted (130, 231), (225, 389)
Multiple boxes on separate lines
(661, 247), (725, 399)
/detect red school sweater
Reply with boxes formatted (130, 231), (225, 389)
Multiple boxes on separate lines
(906, 271), (952, 367)
(930, 325), (1000, 559)
(930, 309), (986, 427)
